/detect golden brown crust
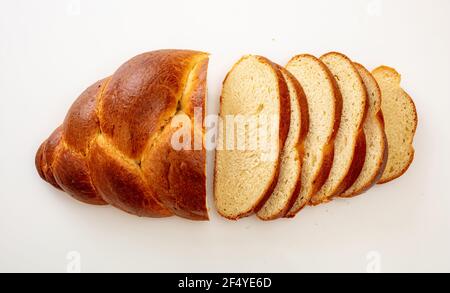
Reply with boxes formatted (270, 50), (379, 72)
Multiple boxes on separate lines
(53, 145), (106, 205)
(35, 142), (46, 181)
(285, 54), (342, 215)
(141, 123), (208, 220)
(36, 81), (108, 205)
(99, 50), (203, 159)
(139, 56), (209, 220)
(35, 50), (209, 220)
(373, 66), (417, 184)
(47, 78), (109, 205)
(88, 138), (171, 217)
(62, 79), (107, 154)
(36, 127), (64, 190)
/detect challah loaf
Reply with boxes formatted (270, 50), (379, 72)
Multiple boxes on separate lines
(214, 55), (290, 220)
(36, 50), (209, 220)
(36, 49), (418, 221)
(372, 66), (417, 183)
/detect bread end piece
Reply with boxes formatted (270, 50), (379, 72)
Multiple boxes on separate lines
(372, 66), (417, 184)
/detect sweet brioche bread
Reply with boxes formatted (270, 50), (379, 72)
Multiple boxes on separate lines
(284, 54), (342, 217)
(214, 55), (290, 220)
(341, 63), (388, 197)
(372, 66), (417, 183)
(36, 50), (209, 220)
(310, 52), (367, 204)
(36, 49), (418, 221)
(257, 67), (309, 220)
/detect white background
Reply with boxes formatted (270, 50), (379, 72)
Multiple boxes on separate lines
(1, 0), (449, 273)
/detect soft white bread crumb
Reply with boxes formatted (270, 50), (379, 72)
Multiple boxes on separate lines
(214, 55), (289, 220)
(285, 54), (341, 216)
(257, 67), (308, 220)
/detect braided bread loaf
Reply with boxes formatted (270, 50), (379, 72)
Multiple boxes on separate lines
(35, 50), (209, 220)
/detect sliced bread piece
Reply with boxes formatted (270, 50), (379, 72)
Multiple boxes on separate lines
(257, 67), (309, 220)
(310, 52), (367, 204)
(284, 54), (342, 217)
(341, 63), (388, 197)
(372, 66), (417, 184)
(214, 55), (290, 220)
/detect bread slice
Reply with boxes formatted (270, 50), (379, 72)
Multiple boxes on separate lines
(284, 54), (342, 217)
(372, 66), (417, 183)
(341, 63), (388, 197)
(310, 52), (367, 204)
(257, 67), (309, 220)
(214, 55), (290, 220)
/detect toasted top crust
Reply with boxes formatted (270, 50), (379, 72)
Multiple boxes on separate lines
(372, 66), (417, 184)
(36, 50), (209, 220)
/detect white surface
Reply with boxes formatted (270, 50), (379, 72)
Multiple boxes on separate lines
(1, 0), (449, 273)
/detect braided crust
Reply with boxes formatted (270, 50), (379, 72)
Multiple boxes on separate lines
(36, 50), (209, 220)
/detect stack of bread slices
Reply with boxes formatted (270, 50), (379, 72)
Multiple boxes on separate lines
(214, 52), (418, 220)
